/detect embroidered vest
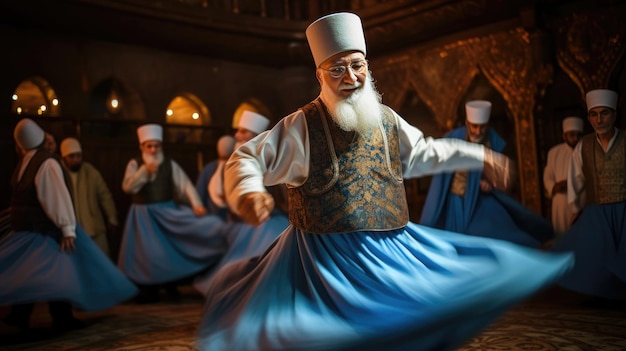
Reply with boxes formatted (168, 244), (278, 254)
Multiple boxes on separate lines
(11, 149), (72, 232)
(288, 98), (409, 234)
(132, 156), (174, 204)
(581, 131), (626, 205)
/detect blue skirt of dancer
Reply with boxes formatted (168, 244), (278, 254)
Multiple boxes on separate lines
(118, 200), (227, 285)
(196, 222), (573, 351)
(193, 210), (290, 295)
(550, 201), (626, 300)
(0, 225), (137, 311)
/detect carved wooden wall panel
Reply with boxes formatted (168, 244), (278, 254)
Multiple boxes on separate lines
(373, 27), (552, 213)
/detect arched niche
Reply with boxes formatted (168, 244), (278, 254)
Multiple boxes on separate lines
(165, 92), (211, 144)
(232, 98), (272, 129)
(11, 76), (61, 117)
(86, 77), (145, 138)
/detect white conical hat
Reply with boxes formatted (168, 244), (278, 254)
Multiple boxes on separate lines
(562, 116), (583, 133)
(137, 124), (163, 143)
(60, 137), (82, 157)
(14, 118), (45, 151)
(465, 100), (492, 124)
(238, 111), (270, 135)
(216, 135), (236, 158)
(585, 89), (618, 111)
(305, 12), (366, 67)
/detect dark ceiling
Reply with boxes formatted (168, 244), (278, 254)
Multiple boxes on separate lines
(1, 0), (587, 68)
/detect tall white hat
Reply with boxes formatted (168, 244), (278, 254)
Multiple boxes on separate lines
(465, 100), (492, 124)
(238, 111), (270, 135)
(216, 135), (236, 158)
(14, 118), (45, 151)
(137, 124), (163, 144)
(585, 89), (618, 111)
(562, 116), (584, 133)
(305, 12), (366, 67)
(60, 137), (82, 157)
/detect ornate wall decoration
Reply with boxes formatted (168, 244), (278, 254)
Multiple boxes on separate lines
(555, 8), (626, 97)
(374, 26), (553, 212)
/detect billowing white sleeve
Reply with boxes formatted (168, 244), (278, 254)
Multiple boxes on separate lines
(36, 159), (77, 238)
(567, 141), (585, 214)
(395, 112), (484, 178)
(224, 111), (310, 212)
(122, 159), (150, 194)
(171, 160), (203, 208)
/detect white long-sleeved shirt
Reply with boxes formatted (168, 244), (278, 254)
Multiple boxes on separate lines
(16, 149), (77, 238)
(122, 157), (203, 208)
(224, 105), (486, 213)
(207, 160), (227, 208)
(543, 142), (575, 235)
(567, 128), (620, 214)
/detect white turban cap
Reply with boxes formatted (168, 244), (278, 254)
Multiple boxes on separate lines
(306, 12), (366, 67)
(60, 137), (82, 157)
(465, 100), (492, 124)
(239, 111), (270, 135)
(217, 135), (236, 159)
(14, 118), (45, 151)
(586, 89), (618, 111)
(562, 116), (584, 133)
(137, 124), (163, 144)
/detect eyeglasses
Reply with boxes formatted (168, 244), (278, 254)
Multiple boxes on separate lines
(319, 61), (368, 78)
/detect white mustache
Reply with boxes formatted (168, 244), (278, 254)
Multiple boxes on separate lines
(339, 82), (362, 91)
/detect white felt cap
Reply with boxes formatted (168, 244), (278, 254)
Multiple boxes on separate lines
(14, 118), (45, 151)
(465, 100), (492, 124)
(137, 124), (163, 144)
(216, 135), (236, 158)
(238, 111), (270, 135)
(305, 12), (366, 67)
(562, 116), (584, 133)
(60, 137), (82, 157)
(585, 89), (618, 111)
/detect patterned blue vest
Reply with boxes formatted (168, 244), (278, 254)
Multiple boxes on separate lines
(288, 98), (409, 233)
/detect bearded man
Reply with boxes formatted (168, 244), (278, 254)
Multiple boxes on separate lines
(118, 123), (227, 303)
(196, 12), (573, 351)
(60, 137), (118, 256)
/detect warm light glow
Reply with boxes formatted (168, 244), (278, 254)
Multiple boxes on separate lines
(192, 112), (199, 120)
(37, 108), (43, 115)
(111, 98), (119, 109)
(52, 98), (59, 106)
(166, 109), (173, 116)
(12, 94), (18, 101)
(16, 106), (22, 114)
(40, 105), (47, 112)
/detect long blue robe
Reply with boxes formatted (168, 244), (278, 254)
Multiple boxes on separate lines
(420, 126), (553, 247)
(196, 223), (573, 351)
(1, 225), (138, 311)
(550, 201), (626, 300)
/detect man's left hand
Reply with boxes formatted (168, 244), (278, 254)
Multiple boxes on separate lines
(193, 205), (207, 217)
(60, 236), (76, 253)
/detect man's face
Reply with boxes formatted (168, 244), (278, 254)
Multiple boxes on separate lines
(317, 51), (368, 102)
(140, 140), (162, 156)
(587, 106), (616, 135)
(44, 133), (57, 153)
(465, 120), (489, 143)
(234, 128), (258, 147)
(563, 131), (582, 148)
(63, 152), (83, 172)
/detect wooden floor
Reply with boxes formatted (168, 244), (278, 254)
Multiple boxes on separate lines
(2, 285), (626, 351)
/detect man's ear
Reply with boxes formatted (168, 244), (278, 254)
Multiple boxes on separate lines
(315, 69), (322, 85)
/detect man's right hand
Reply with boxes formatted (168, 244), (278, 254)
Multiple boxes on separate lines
(237, 192), (275, 226)
(552, 180), (567, 195)
(483, 149), (515, 192)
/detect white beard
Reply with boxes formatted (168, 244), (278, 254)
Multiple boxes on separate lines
(321, 73), (383, 135)
(142, 151), (164, 181)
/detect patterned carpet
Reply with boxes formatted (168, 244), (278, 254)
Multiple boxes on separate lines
(2, 286), (626, 351)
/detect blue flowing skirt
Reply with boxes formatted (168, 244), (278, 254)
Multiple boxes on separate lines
(550, 202), (626, 300)
(0, 225), (138, 311)
(193, 211), (290, 295)
(197, 222), (573, 351)
(118, 200), (227, 285)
